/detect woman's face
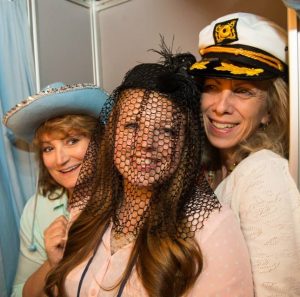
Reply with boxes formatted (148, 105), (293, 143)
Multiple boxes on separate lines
(114, 89), (185, 188)
(41, 132), (90, 195)
(201, 78), (270, 156)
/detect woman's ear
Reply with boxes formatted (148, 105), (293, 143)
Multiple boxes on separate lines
(261, 112), (270, 125)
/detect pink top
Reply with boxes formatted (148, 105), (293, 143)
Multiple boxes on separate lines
(65, 205), (254, 297)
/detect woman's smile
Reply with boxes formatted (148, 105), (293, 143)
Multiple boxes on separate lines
(201, 78), (269, 156)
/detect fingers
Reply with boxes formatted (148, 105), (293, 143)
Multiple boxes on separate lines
(44, 215), (69, 267)
(45, 215), (68, 238)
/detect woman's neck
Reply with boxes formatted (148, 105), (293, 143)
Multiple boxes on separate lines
(123, 180), (152, 204)
(219, 149), (237, 176)
(67, 188), (73, 200)
(117, 181), (152, 229)
(205, 155), (236, 190)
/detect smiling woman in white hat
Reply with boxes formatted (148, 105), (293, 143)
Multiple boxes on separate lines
(3, 82), (108, 297)
(190, 12), (300, 296)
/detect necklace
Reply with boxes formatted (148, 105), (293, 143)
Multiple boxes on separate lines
(111, 227), (136, 254)
(207, 170), (216, 188)
(227, 162), (237, 174)
(206, 162), (238, 189)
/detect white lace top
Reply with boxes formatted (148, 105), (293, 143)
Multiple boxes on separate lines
(215, 149), (300, 297)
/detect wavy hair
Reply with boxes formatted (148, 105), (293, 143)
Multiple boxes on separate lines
(44, 89), (205, 297)
(33, 114), (99, 199)
(44, 48), (222, 296)
(202, 77), (289, 169)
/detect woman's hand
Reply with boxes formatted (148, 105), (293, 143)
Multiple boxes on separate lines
(44, 215), (68, 267)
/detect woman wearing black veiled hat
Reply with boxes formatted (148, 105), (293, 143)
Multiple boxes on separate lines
(44, 48), (253, 297)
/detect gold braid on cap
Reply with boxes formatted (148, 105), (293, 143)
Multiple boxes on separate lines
(200, 46), (285, 72)
(190, 60), (264, 77)
(215, 62), (264, 76)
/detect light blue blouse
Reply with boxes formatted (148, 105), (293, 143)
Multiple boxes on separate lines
(11, 192), (68, 297)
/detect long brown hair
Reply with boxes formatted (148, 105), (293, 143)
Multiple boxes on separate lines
(45, 51), (221, 296)
(45, 96), (205, 297)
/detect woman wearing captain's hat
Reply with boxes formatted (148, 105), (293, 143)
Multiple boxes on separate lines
(190, 12), (300, 296)
(3, 83), (108, 297)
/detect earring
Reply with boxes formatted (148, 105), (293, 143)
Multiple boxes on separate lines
(261, 122), (269, 131)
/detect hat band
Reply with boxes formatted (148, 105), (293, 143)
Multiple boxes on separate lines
(200, 46), (285, 72)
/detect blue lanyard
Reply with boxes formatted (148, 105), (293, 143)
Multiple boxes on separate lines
(77, 253), (96, 297)
(76, 250), (129, 297)
(76, 219), (140, 297)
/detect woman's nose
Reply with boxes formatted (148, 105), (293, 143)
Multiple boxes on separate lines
(138, 126), (156, 151)
(55, 147), (69, 165)
(213, 90), (234, 114)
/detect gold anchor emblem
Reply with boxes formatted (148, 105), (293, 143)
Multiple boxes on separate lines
(214, 18), (238, 44)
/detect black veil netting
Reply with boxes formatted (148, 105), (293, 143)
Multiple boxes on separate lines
(70, 46), (221, 240)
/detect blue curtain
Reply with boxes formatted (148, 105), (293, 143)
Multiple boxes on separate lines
(0, 0), (36, 296)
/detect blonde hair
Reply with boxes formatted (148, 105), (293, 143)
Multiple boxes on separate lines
(202, 77), (289, 168)
(236, 77), (288, 160)
(33, 114), (99, 199)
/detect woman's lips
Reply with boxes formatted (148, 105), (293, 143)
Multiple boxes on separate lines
(207, 118), (239, 136)
(211, 120), (237, 129)
(59, 163), (81, 173)
(133, 157), (161, 171)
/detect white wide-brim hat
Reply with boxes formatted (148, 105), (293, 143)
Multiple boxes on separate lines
(190, 12), (288, 80)
(3, 82), (109, 143)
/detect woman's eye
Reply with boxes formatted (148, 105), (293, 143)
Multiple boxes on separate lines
(202, 84), (218, 93)
(67, 137), (80, 145)
(234, 88), (254, 99)
(124, 122), (138, 130)
(42, 146), (53, 153)
(162, 127), (175, 136)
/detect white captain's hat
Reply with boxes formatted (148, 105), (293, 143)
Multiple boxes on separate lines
(190, 12), (288, 80)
